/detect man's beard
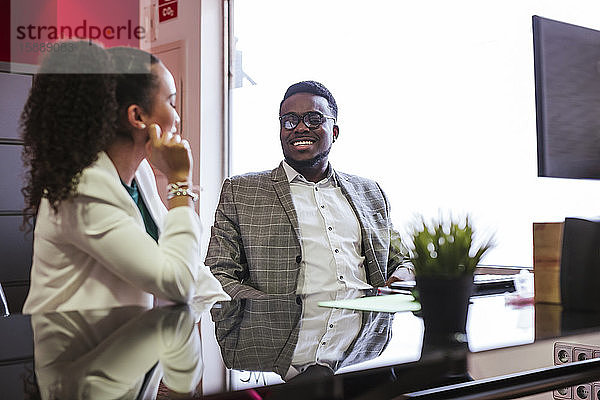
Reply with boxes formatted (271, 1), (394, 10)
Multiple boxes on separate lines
(284, 146), (331, 171)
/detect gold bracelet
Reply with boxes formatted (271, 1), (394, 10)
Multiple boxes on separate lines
(167, 181), (191, 191)
(167, 187), (199, 202)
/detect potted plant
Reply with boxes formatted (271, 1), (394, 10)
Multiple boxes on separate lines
(392, 215), (493, 344)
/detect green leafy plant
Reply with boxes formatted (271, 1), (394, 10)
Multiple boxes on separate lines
(395, 216), (494, 278)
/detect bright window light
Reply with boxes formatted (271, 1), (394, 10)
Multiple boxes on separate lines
(229, 0), (600, 268)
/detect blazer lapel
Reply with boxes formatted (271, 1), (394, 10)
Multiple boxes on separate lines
(135, 159), (167, 233)
(336, 172), (370, 233)
(336, 172), (385, 284)
(271, 164), (302, 245)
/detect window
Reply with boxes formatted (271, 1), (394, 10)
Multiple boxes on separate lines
(228, 1), (600, 268)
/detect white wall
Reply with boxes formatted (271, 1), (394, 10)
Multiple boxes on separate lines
(199, 0), (228, 394)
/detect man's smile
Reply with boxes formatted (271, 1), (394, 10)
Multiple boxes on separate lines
(290, 137), (317, 150)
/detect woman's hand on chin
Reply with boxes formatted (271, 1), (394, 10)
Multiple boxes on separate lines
(145, 123), (192, 183)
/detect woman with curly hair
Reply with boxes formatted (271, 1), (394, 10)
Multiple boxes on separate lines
(22, 42), (227, 313)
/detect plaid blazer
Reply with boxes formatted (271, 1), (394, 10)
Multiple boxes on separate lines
(206, 163), (404, 299)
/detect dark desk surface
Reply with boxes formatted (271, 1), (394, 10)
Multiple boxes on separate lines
(2, 290), (600, 400)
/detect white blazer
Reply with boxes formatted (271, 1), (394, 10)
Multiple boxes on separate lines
(23, 152), (228, 313)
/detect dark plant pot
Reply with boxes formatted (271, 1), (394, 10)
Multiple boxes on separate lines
(416, 275), (474, 346)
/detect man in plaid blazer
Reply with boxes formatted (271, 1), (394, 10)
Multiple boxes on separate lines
(206, 81), (413, 299)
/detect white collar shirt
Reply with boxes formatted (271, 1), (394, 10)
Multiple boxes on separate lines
(282, 161), (372, 294)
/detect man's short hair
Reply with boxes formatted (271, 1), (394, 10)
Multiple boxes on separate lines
(280, 80), (338, 119)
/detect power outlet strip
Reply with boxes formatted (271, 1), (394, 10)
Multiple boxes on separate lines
(554, 342), (600, 400)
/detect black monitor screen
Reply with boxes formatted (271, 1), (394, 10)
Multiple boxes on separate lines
(533, 15), (600, 179)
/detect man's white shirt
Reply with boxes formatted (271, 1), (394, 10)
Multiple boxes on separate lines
(282, 161), (370, 378)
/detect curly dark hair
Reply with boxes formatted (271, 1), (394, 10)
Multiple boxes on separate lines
(20, 41), (118, 228)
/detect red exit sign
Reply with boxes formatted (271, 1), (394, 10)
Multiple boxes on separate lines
(158, 1), (178, 23)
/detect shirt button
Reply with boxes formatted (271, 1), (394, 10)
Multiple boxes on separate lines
(328, 226), (332, 231)
(321, 342), (326, 346)
(329, 324), (334, 328)
(295, 255), (302, 263)
(339, 275), (344, 280)
(321, 205), (325, 208)
(334, 249), (339, 253)
(296, 296), (302, 305)
(315, 187), (319, 191)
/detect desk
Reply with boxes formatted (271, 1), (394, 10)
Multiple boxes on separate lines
(210, 291), (600, 399)
(1, 292), (600, 399)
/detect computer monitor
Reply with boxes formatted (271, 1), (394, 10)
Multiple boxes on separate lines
(533, 15), (600, 179)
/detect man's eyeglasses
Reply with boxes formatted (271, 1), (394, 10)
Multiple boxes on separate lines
(279, 111), (336, 130)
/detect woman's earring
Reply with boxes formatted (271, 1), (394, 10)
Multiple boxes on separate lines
(139, 123), (146, 129)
